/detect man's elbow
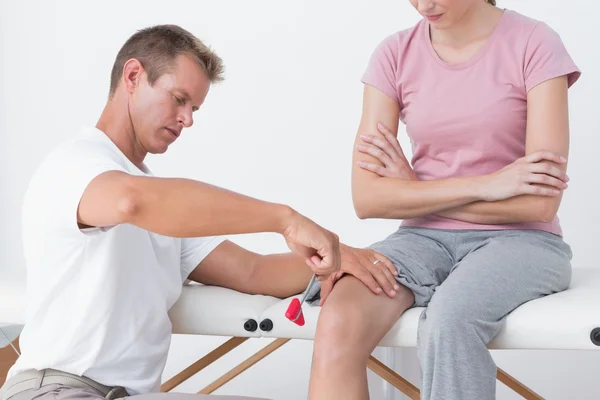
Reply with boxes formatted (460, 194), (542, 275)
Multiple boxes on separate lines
(243, 253), (264, 295)
(77, 172), (144, 228)
(116, 177), (145, 223)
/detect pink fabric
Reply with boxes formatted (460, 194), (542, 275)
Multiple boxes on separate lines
(361, 9), (581, 236)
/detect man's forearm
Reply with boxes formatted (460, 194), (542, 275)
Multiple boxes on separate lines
(353, 176), (483, 220)
(249, 253), (313, 298)
(125, 176), (293, 238)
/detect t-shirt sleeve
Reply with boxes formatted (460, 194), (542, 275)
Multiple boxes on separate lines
(179, 236), (227, 284)
(33, 140), (129, 238)
(524, 22), (581, 93)
(361, 35), (401, 104)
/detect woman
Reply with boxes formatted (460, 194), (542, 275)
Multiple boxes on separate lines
(309, 1), (580, 399)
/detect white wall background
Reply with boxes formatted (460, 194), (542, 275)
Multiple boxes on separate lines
(1, 0), (598, 399)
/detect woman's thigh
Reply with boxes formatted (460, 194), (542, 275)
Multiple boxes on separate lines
(422, 230), (572, 342)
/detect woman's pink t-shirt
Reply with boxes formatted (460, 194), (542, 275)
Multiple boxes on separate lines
(361, 9), (581, 236)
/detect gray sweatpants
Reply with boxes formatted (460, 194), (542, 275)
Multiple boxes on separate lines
(368, 227), (572, 400)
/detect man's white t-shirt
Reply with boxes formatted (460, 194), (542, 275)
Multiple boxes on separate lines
(8, 127), (226, 395)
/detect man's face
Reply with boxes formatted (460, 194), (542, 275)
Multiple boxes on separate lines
(129, 54), (210, 154)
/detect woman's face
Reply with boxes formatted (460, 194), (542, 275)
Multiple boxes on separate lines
(409, 0), (482, 29)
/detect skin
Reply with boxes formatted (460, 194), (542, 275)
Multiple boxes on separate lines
(84, 52), (402, 303)
(309, 1), (572, 399)
(86, 53), (340, 289)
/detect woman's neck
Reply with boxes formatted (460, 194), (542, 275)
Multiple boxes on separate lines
(430, 3), (503, 48)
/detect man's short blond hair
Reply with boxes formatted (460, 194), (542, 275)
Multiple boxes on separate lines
(109, 24), (224, 97)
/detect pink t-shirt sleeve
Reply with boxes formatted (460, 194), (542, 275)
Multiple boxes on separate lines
(361, 35), (401, 104)
(524, 22), (581, 93)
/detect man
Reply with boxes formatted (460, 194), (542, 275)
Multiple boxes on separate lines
(0, 25), (399, 400)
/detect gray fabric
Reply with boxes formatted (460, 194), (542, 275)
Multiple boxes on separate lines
(1, 384), (268, 400)
(121, 394), (267, 400)
(308, 226), (572, 400)
(373, 227), (572, 400)
(0, 370), (269, 400)
(0, 368), (128, 400)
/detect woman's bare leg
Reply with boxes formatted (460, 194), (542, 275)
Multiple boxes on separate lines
(308, 276), (414, 400)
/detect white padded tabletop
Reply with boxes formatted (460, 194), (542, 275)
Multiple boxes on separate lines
(168, 284), (281, 338)
(3, 269), (600, 350)
(259, 268), (600, 350)
(0, 283), (280, 339)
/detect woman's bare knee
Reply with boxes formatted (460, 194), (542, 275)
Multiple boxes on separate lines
(313, 296), (372, 365)
(313, 276), (414, 364)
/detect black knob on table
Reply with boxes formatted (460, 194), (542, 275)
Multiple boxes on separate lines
(590, 327), (600, 346)
(244, 319), (258, 332)
(260, 319), (273, 332)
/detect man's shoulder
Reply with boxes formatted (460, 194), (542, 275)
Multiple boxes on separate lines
(24, 127), (126, 202)
(38, 127), (121, 172)
(22, 127), (128, 218)
(55, 127), (116, 156)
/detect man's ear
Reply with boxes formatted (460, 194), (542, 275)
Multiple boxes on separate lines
(122, 58), (144, 93)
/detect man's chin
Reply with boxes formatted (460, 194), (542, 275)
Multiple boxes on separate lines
(151, 148), (169, 155)
(148, 141), (171, 155)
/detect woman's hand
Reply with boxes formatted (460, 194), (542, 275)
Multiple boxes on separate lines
(319, 243), (400, 306)
(477, 151), (569, 202)
(356, 122), (418, 181)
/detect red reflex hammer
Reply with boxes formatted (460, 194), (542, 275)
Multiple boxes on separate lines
(285, 274), (317, 326)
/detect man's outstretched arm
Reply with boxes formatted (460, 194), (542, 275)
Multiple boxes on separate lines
(79, 174), (294, 237)
(188, 240), (402, 302)
(187, 240), (312, 298)
(76, 173), (340, 277)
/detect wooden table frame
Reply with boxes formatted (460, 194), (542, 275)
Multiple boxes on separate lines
(161, 336), (544, 399)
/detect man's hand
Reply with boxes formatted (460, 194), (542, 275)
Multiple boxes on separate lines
(281, 209), (341, 279)
(319, 244), (400, 306)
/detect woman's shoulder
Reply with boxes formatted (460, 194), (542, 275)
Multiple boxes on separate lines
(501, 9), (580, 91)
(502, 9), (563, 42)
(370, 19), (426, 58)
(504, 8), (542, 26)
